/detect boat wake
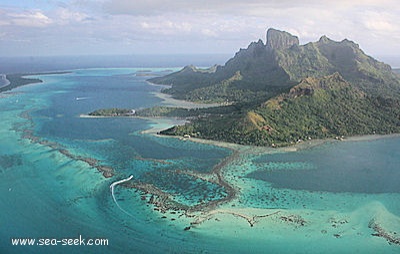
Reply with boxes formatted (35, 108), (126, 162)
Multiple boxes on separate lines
(75, 97), (90, 101)
(110, 175), (135, 217)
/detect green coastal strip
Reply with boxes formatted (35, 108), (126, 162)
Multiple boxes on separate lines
(0, 72), (70, 93)
(87, 105), (234, 118)
(88, 106), (195, 117)
(144, 29), (400, 147)
(0, 74), (43, 93)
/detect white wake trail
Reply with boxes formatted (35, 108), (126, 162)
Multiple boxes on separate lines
(110, 175), (134, 217)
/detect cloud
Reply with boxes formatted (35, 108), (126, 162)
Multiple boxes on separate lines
(102, 0), (230, 15)
(54, 8), (91, 24)
(362, 11), (398, 32)
(97, 0), (400, 45)
(201, 28), (218, 38)
(101, 0), (398, 17)
(0, 0), (400, 57)
(139, 18), (192, 36)
(6, 11), (52, 27)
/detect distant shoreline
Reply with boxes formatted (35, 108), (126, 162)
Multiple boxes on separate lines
(341, 133), (400, 142)
(80, 74), (400, 152)
(151, 90), (224, 109)
(178, 132), (400, 153)
(146, 116), (400, 154)
(0, 74), (10, 88)
(144, 88), (400, 152)
(0, 71), (70, 93)
(135, 80), (400, 151)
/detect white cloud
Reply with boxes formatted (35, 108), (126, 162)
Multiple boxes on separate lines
(139, 20), (189, 35)
(100, 0), (399, 18)
(8, 11), (52, 27)
(1, 0), (400, 57)
(54, 8), (91, 24)
(201, 28), (218, 38)
(362, 11), (398, 32)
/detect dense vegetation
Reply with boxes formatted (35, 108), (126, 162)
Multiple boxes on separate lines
(145, 29), (400, 146)
(150, 39), (295, 104)
(0, 74), (42, 93)
(0, 72), (71, 93)
(149, 29), (400, 103)
(89, 104), (241, 118)
(91, 29), (400, 147)
(161, 73), (400, 146)
(88, 108), (134, 116)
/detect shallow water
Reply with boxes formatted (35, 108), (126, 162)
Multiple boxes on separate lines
(247, 138), (400, 193)
(1, 68), (399, 253)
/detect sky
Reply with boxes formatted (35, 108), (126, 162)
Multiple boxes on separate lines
(0, 0), (399, 60)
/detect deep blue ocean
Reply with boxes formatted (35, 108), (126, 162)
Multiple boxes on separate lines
(0, 56), (399, 253)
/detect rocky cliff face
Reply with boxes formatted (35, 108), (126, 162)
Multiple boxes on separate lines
(147, 28), (400, 146)
(266, 28), (299, 50)
(149, 28), (400, 100)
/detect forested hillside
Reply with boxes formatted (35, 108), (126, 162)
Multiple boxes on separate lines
(141, 29), (400, 146)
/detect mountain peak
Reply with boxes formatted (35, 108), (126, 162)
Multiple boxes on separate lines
(266, 28), (299, 50)
(148, 27), (400, 146)
(318, 35), (331, 43)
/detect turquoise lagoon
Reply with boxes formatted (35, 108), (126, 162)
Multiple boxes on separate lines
(0, 68), (399, 253)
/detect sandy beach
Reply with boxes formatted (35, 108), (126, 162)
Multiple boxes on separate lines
(143, 90), (400, 154)
(151, 90), (224, 109)
(147, 85), (400, 152)
(342, 133), (400, 142)
(140, 117), (187, 134)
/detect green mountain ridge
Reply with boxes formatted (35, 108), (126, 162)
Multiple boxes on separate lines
(149, 28), (400, 102)
(148, 28), (400, 146)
